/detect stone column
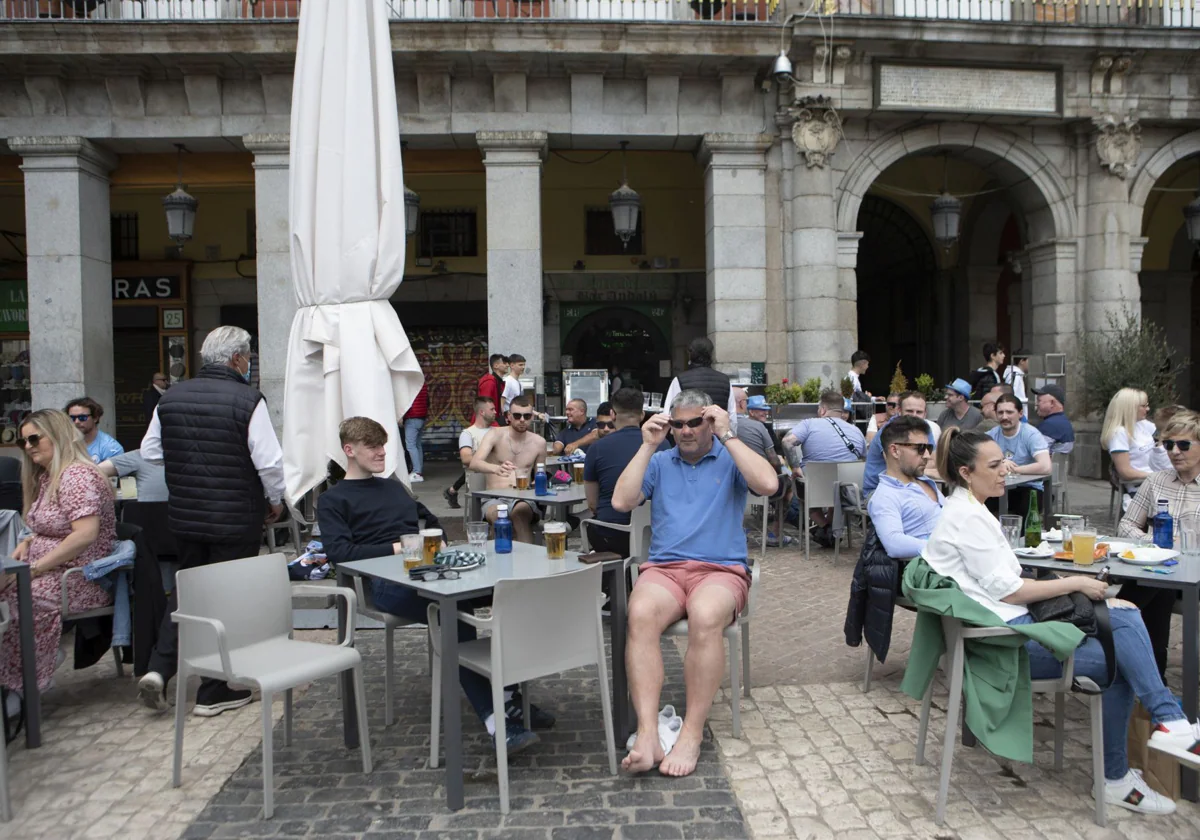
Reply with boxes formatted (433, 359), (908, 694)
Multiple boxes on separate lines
(11, 136), (117, 426)
(966, 265), (1004, 359)
(698, 133), (772, 376)
(478, 131), (547, 377)
(1026, 239), (1078, 356)
(1084, 114), (1142, 335)
(782, 101), (845, 383)
(244, 133), (292, 431)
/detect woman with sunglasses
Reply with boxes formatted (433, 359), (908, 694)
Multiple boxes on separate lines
(924, 427), (1200, 816)
(1118, 409), (1200, 678)
(2, 409), (115, 712)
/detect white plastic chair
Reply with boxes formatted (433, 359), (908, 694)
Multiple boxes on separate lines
(834, 461), (867, 559)
(349, 576), (423, 727)
(427, 564), (616, 814)
(0, 601), (10, 821)
(1050, 452), (1071, 518)
(915, 614), (1105, 827)
(580, 501), (652, 562)
(861, 593), (916, 693)
(465, 470), (487, 525)
(745, 494), (769, 561)
(801, 462), (839, 561)
(170, 553), (371, 819)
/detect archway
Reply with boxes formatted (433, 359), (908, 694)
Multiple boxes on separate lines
(561, 305), (672, 397)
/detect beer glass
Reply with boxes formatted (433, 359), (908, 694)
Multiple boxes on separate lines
(421, 528), (443, 565)
(572, 462), (585, 485)
(515, 468), (531, 491)
(544, 521), (568, 560)
(401, 534), (423, 571)
(1072, 520), (1097, 566)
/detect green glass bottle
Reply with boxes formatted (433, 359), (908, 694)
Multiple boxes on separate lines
(1024, 493), (1043, 550)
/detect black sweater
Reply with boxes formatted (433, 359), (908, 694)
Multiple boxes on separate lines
(317, 477), (439, 564)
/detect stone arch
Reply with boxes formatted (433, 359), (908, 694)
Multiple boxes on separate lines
(1129, 129), (1200, 234)
(836, 123), (1078, 243)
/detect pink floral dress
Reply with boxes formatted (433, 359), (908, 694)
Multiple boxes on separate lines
(1, 463), (115, 692)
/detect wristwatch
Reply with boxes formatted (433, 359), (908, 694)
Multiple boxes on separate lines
(719, 430), (736, 445)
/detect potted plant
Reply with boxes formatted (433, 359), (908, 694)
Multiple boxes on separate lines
(914, 373), (938, 403)
(889, 361), (908, 396)
(764, 382), (802, 405)
(799, 377), (823, 404)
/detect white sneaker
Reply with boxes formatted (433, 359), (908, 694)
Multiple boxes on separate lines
(137, 672), (169, 712)
(409, 473), (424, 483)
(3, 690), (20, 720)
(1105, 769), (1176, 815)
(1149, 720), (1200, 767)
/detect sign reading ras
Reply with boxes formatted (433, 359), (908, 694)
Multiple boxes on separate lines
(112, 276), (183, 300)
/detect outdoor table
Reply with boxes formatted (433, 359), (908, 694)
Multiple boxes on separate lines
(1015, 547), (1200, 801)
(336, 542), (632, 811)
(999, 472), (1054, 523)
(1, 557), (40, 747)
(473, 483), (589, 524)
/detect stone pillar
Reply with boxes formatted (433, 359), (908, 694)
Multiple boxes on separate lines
(698, 133), (772, 376)
(782, 101), (845, 383)
(11, 136), (117, 427)
(1026, 239), (1078, 356)
(478, 131), (547, 377)
(1084, 114), (1142, 335)
(966, 265), (1003, 359)
(244, 133), (292, 431)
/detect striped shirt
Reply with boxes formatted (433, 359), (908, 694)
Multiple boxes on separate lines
(1117, 469), (1200, 540)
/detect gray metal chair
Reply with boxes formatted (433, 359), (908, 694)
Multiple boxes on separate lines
(861, 593), (916, 693)
(1050, 451), (1071, 517)
(60, 569), (126, 678)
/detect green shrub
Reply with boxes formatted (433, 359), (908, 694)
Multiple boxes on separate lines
(764, 383), (803, 404)
(1076, 310), (1189, 416)
(915, 373), (938, 402)
(840, 376), (854, 398)
(799, 377), (823, 403)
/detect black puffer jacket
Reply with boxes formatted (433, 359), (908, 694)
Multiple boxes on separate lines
(844, 523), (906, 663)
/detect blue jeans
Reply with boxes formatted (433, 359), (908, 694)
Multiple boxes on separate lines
(1009, 607), (1185, 780)
(404, 418), (426, 475)
(372, 580), (496, 725)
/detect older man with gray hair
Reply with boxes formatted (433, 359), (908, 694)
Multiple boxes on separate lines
(136, 325), (285, 717)
(613, 389), (778, 778)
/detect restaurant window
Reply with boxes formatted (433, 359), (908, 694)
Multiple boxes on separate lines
(418, 208), (478, 259)
(110, 213), (139, 261)
(585, 207), (643, 255)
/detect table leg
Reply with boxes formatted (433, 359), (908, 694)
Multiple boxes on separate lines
(1044, 475), (1056, 529)
(441, 595), (465, 810)
(335, 570), (359, 749)
(1182, 584), (1199, 801)
(608, 563), (632, 742)
(16, 566), (39, 748)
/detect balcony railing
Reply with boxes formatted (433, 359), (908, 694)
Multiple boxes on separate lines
(0, 0), (780, 22)
(834, 0), (1198, 26)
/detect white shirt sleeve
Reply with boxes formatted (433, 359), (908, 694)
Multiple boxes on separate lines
(247, 400), (286, 504)
(140, 408), (163, 463)
(727, 388), (739, 433)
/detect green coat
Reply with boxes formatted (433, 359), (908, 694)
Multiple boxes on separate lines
(900, 557), (1084, 763)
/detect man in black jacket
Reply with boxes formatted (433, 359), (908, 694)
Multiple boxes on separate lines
(136, 326), (285, 717)
(662, 338), (737, 431)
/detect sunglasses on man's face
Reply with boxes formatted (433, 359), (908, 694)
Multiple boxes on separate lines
(17, 434), (43, 449)
(668, 417), (707, 430)
(893, 442), (933, 455)
(509, 412), (533, 420)
(596, 421), (615, 430)
(69, 414), (91, 423)
(1163, 439), (1195, 452)
(886, 402), (898, 408)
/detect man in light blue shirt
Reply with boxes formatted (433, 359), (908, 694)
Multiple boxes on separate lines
(612, 389), (778, 780)
(868, 416), (944, 558)
(988, 393), (1051, 526)
(863, 391), (938, 495)
(66, 397), (125, 464)
(782, 390), (866, 468)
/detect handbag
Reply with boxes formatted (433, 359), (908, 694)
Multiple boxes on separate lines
(1027, 570), (1116, 688)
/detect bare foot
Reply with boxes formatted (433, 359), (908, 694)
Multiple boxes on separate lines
(621, 731), (664, 773)
(659, 732), (702, 777)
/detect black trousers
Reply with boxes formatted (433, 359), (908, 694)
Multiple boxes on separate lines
(147, 535), (263, 698)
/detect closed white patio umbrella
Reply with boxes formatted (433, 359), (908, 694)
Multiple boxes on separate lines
(282, 0), (424, 503)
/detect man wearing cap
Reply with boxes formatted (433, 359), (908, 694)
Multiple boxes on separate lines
(736, 392), (789, 511)
(936, 379), (984, 431)
(1035, 384), (1074, 454)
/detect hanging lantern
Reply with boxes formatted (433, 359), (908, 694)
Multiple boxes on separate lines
(404, 183), (420, 239)
(1185, 190), (1200, 253)
(609, 141), (641, 249)
(930, 191), (962, 251)
(162, 144), (197, 245)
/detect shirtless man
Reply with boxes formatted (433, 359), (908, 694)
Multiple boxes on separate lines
(469, 394), (547, 543)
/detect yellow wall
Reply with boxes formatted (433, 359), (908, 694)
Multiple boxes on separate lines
(1141, 158), (1196, 272)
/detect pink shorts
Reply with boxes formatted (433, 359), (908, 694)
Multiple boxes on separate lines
(634, 560), (750, 620)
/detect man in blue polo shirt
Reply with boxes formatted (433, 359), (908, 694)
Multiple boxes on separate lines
(613, 390), (778, 779)
(1034, 384), (1075, 454)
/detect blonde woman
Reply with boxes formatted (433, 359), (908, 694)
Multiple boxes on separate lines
(1102, 388), (1157, 490)
(4, 409), (114, 708)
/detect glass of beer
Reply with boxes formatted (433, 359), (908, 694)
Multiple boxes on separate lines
(1057, 514), (1083, 553)
(421, 528), (443, 565)
(544, 521), (568, 560)
(1072, 522), (1097, 566)
(515, 468), (531, 491)
(401, 534), (423, 571)
(572, 462), (585, 485)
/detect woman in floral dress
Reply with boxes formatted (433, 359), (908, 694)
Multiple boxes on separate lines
(3, 409), (115, 698)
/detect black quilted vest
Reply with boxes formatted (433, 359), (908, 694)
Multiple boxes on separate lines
(676, 365), (732, 410)
(157, 364), (266, 542)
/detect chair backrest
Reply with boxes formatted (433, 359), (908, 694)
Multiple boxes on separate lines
(804, 462), (840, 508)
(627, 501), (652, 564)
(491, 564), (604, 684)
(466, 471), (486, 493)
(1108, 459), (1121, 491)
(837, 461), (866, 505)
(176, 553), (291, 661)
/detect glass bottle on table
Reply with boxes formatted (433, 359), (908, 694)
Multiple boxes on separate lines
(1024, 493), (1042, 550)
(494, 504), (513, 554)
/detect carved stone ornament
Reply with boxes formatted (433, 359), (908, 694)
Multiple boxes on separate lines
(1093, 113), (1142, 179)
(788, 97), (842, 169)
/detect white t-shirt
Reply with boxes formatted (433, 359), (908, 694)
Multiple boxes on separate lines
(458, 425), (490, 453)
(847, 370), (863, 395)
(501, 376), (523, 412)
(1107, 419), (1157, 474)
(1003, 367), (1028, 417)
(867, 413), (880, 435)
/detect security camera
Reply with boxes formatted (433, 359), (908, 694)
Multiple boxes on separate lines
(772, 50), (794, 82)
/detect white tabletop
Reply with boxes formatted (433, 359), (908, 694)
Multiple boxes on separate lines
(1015, 539), (1200, 586)
(339, 540), (626, 600)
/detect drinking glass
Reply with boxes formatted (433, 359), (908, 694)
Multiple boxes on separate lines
(572, 462), (585, 485)
(1000, 515), (1022, 549)
(1179, 514), (1200, 558)
(401, 534), (423, 571)
(515, 468), (531, 491)
(467, 521), (489, 553)
(1057, 514), (1084, 553)
(544, 522), (568, 560)
(421, 528), (443, 565)
(1072, 523), (1098, 566)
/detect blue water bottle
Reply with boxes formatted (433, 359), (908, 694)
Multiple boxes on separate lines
(494, 504), (514, 554)
(1153, 499), (1174, 549)
(534, 463), (549, 496)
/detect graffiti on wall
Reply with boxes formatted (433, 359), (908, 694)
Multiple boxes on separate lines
(409, 327), (488, 460)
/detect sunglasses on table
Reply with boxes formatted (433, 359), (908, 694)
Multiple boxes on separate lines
(69, 414), (91, 423)
(1162, 439), (1195, 452)
(893, 442), (933, 455)
(668, 417), (708, 430)
(509, 412), (533, 420)
(595, 421), (615, 430)
(17, 434), (43, 449)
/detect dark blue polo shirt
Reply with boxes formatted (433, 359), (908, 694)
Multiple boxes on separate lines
(556, 419), (596, 450)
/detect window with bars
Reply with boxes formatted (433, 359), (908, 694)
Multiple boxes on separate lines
(110, 213), (139, 261)
(418, 208), (478, 258)
(585, 207), (643, 255)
